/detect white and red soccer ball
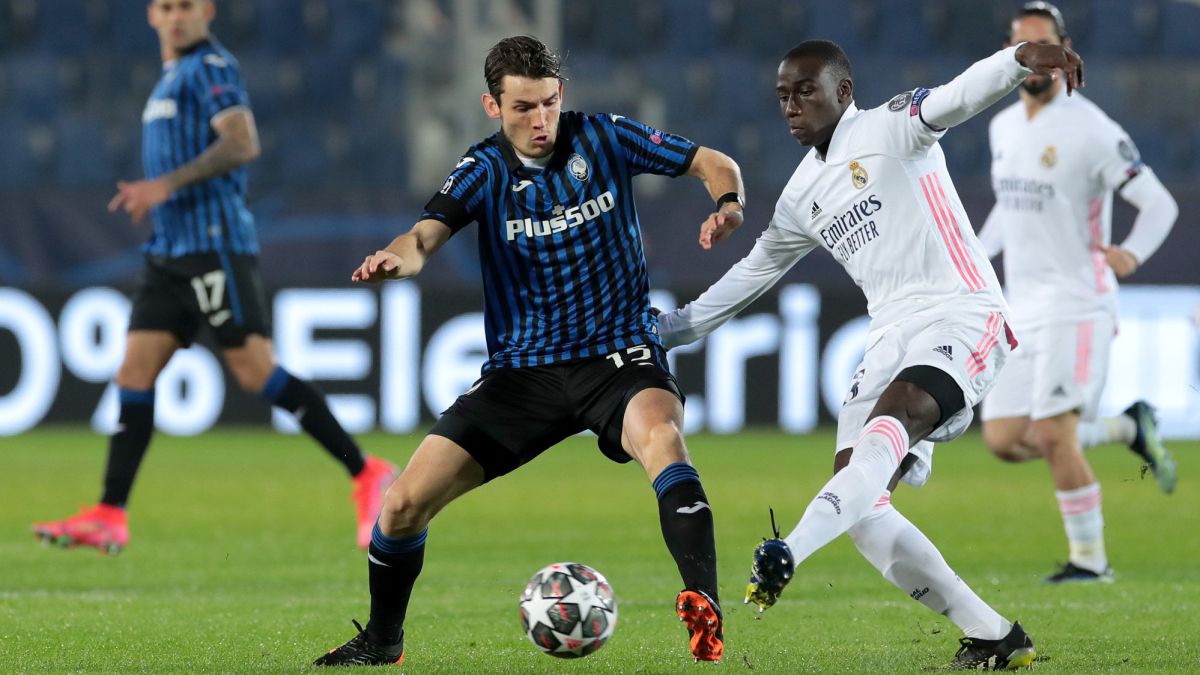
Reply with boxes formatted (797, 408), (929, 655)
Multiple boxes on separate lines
(518, 562), (617, 658)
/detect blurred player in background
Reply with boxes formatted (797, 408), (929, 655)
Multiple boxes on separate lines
(314, 36), (744, 666)
(659, 37), (1083, 669)
(32, 0), (396, 554)
(978, 2), (1178, 584)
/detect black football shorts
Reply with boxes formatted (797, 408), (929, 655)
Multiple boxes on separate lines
(428, 343), (683, 481)
(128, 253), (270, 348)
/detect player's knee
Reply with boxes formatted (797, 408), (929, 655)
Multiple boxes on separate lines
(114, 361), (156, 390)
(647, 421), (685, 454)
(982, 426), (1023, 461)
(1029, 423), (1070, 457)
(873, 381), (942, 437)
(989, 445), (1028, 463)
(379, 484), (435, 535)
(227, 360), (272, 393)
(636, 421), (689, 471)
(232, 369), (268, 394)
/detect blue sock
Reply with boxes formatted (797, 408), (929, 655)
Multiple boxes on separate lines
(652, 462), (701, 499)
(259, 366), (290, 403)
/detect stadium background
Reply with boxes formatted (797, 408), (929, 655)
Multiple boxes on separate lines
(1, 0), (1198, 437)
(3, 3), (1200, 672)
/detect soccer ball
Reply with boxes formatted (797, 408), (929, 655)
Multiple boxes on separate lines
(518, 562), (617, 658)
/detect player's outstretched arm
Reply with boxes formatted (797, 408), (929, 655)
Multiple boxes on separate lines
(685, 147), (746, 250)
(658, 220), (817, 348)
(108, 109), (261, 224)
(352, 218), (452, 283)
(919, 43), (1083, 132)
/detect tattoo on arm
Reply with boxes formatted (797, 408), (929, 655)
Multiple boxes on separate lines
(164, 111), (260, 191)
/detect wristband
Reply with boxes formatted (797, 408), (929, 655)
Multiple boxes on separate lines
(716, 192), (743, 209)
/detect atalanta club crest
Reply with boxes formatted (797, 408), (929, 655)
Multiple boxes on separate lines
(568, 153), (589, 181)
(849, 161), (868, 189)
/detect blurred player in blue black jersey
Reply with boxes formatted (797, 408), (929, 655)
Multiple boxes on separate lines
(314, 36), (745, 666)
(32, 0), (397, 554)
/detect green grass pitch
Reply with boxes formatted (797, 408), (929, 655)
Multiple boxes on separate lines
(2, 428), (1197, 672)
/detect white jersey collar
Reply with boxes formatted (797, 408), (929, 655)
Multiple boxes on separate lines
(819, 102), (861, 164)
(1041, 85), (1070, 113)
(1026, 85), (1069, 122)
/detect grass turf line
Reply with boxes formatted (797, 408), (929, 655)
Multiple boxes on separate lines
(1, 428), (1197, 672)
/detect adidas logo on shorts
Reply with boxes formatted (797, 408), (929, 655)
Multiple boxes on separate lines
(933, 345), (953, 360)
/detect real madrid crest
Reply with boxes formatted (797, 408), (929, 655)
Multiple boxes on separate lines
(849, 161), (868, 189)
(1040, 145), (1057, 168)
(568, 153), (590, 182)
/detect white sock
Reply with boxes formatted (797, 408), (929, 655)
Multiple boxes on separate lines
(1077, 415), (1136, 449)
(848, 495), (1010, 640)
(785, 416), (908, 564)
(1056, 483), (1107, 573)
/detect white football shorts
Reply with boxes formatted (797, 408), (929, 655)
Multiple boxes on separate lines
(982, 313), (1114, 423)
(836, 302), (1015, 487)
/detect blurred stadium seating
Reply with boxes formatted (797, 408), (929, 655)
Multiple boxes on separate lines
(1, 0), (1197, 289)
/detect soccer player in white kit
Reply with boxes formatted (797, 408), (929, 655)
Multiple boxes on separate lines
(658, 38), (1083, 668)
(978, 2), (1179, 585)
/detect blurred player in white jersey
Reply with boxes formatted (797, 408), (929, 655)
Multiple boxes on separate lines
(660, 37), (1083, 669)
(978, 2), (1178, 584)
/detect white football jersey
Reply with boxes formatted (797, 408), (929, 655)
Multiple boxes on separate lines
(987, 90), (1142, 328)
(660, 46), (1032, 347)
(769, 99), (1007, 328)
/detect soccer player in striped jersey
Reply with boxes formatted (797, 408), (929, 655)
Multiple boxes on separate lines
(314, 36), (744, 666)
(657, 39), (1083, 669)
(978, 2), (1179, 585)
(31, 0), (396, 554)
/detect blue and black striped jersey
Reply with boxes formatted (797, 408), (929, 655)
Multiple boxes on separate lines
(140, 38), (257, 257)
(421, 111), (698, 372)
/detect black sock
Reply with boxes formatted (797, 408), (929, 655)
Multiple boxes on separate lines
(653, 463), (719, 605)
(99, 388), (156, 508)
(366, 524), (426, 645)
(260, 366), (366, 476)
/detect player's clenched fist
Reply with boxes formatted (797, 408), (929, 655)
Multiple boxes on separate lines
(1015, 42), (1084, 94)
(352, 250), (403, 282)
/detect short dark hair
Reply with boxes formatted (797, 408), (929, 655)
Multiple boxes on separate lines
(782, 39), (853, 84)
(1015, 1), (1068, 41)
(483, 36), (563, 100)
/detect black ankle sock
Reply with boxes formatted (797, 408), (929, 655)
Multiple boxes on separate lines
(99, 388), (156, 508)
(366, 525), (427, 644)
(260, 366), (366, 476)
(653, 463), (719, 605)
